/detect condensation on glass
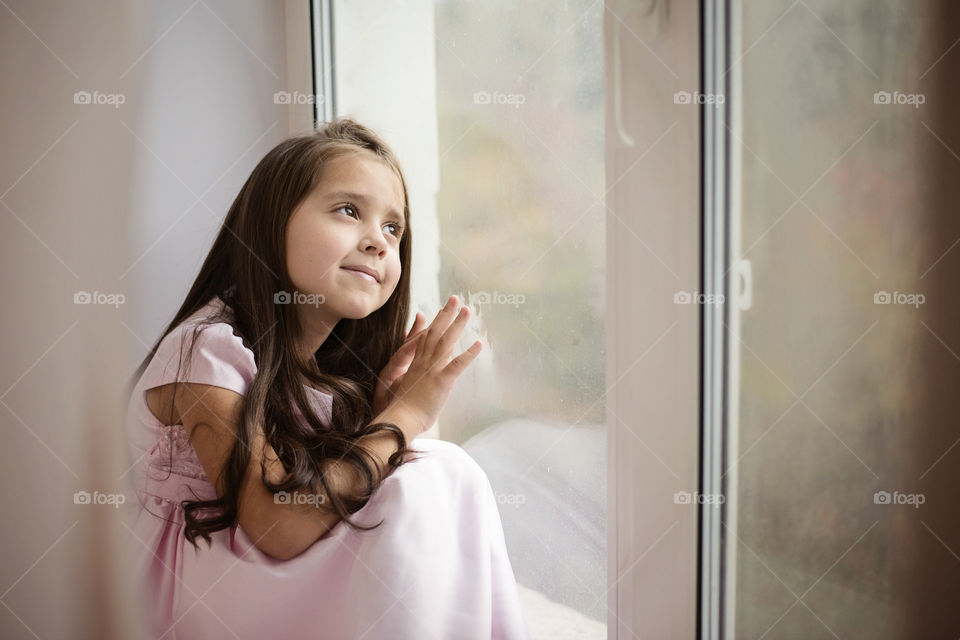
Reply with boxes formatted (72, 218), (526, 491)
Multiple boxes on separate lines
(432, 1), (607, 636)
(726, 1), (960, 637)
(330, 1), (606, 633)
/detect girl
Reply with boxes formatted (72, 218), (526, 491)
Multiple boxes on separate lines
(123, 118), (530, 639)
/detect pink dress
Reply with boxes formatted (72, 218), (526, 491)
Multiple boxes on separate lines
(122, 297), (530, 640)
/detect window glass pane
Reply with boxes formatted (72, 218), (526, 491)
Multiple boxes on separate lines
(331, 1), (606, 636)
(434, 1), (607, 634)
(727, 1), (956, 636)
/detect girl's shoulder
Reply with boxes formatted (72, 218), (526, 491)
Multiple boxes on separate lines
(143, 297), (258, 397)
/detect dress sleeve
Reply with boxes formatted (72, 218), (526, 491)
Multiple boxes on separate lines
(140, 321), (258, 397)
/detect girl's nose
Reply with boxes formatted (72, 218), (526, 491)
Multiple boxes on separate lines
(361, 228), (387, 254)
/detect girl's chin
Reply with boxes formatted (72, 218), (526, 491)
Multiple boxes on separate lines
(329, 301), (380, 320)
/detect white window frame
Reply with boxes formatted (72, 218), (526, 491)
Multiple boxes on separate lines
(605, 0), (702, 636)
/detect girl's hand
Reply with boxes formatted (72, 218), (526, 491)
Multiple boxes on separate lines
(372, 311), (428, 416)
(377, 295), (482, 437)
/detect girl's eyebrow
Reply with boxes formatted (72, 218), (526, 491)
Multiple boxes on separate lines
(326, 190), (404, 220)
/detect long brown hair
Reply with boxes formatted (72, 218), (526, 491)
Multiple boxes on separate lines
(129, 118), (422, 550)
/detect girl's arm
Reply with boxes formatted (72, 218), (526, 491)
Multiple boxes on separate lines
(175, 382), (419, 561)
(176, 296), (478, 560)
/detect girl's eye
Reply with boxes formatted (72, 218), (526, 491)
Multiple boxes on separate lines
(334, 204), (358, 218)
(385, 222), (404, 238)
(335, 204), (403, 239)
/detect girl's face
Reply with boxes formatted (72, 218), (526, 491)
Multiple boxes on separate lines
(284, 151), (406, 325)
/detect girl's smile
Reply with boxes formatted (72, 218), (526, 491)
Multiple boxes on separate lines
(340, 264), (382, 283)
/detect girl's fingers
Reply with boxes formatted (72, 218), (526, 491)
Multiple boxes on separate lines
(394, 333), (422, 367)
(406, 326), (428, 345)
(399, 329), (424, 353)
(434, 303), (472, 360)
(386, 335), (422, 380)
(423, 295), (459, 355)
(405, 312), (426, 341)
(445, 340), (483, 376)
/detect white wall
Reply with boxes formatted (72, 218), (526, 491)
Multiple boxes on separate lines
(0, 1), (296, 637)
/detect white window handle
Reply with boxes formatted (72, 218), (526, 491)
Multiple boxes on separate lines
(732, 258), (752, 311)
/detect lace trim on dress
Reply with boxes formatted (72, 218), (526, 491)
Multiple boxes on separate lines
(148, 424), (209, 482)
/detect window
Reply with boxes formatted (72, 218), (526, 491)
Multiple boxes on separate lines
(319, 0), (607, 636)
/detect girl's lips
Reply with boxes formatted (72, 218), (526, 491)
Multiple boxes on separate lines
(341, 267), (378, 283)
